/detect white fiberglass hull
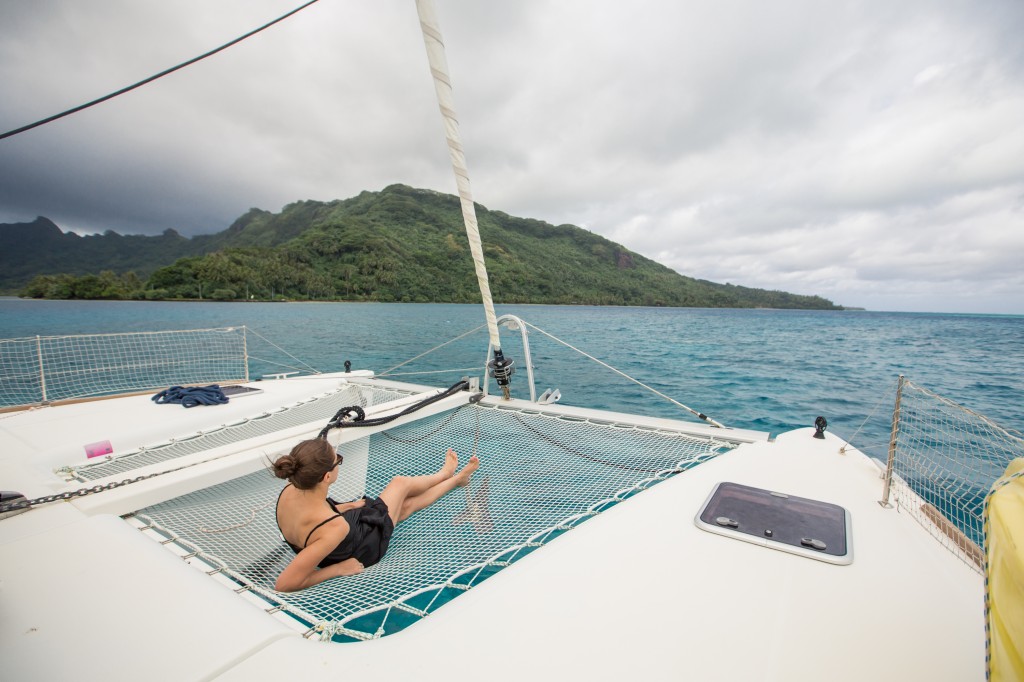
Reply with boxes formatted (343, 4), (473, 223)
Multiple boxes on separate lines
(0, 373), (984, 681)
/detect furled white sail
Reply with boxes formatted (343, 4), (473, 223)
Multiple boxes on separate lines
(415, 0), (501, 352)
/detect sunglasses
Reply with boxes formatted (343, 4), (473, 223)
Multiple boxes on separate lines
(333, 453), (343, 469)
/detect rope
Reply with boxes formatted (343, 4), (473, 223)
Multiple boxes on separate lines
(199, 500), (275, 533)
(415, 0), (501, 352)
(512, 412), (685, 473)
(0, 0), (323, 141)
(152, 385), (229, 408)
(316, 380), (471, 438)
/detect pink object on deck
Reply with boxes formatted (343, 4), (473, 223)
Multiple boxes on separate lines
(85, 440), (113, 458)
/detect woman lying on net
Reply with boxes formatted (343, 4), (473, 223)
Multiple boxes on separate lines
(272, 438), (479, 592)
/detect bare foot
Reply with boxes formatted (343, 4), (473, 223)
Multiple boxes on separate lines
(453, 455), (480, 487)
(441, 448), (459, 478)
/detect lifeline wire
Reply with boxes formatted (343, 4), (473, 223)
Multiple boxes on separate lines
(0, 0), (322, 141)
(524, 321), (726, 428)
(245, 327), (323, 375)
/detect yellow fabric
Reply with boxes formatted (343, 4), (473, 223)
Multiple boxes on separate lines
(987, 458), (1024, 682)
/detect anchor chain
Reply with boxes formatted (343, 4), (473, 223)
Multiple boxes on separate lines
(0, 450), (231, 516)
(0, 473), (157, 515)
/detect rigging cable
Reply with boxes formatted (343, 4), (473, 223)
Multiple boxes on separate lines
(0, 0), (322, 142)
(524, 321), (726, 428)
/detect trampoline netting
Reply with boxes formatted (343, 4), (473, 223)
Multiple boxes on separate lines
(67, 384), (414, 482)
(133, 401), (737, 641)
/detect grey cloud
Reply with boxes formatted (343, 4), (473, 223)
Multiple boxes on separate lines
(1, 0), (1022, 313)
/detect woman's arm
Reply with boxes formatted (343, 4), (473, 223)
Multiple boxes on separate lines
(276, 557), (363, 592)
(275, 518), (361, 592)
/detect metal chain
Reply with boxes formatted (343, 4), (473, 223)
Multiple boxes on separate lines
(0, 471), (166, 514)
(0, 450), (239, 515)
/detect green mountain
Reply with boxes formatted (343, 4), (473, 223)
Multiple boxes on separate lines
(6, 185), (841, 309)
(0, 217), (210, 291)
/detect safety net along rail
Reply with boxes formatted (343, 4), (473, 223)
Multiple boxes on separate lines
(133, 402), (740, 642)
(0, 327), (248, 408)
(881, 378), (1024, 572)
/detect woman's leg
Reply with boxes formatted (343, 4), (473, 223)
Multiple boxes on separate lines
(397, 456), (479, 522)
(378, 449), (460, 524)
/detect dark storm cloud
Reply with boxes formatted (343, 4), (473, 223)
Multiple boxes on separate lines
(1, 0), (1021, 313)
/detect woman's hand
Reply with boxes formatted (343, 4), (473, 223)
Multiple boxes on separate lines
(333, 557), (364, 576)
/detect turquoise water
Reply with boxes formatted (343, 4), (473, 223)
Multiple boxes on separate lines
(2, 298), (1022, 455)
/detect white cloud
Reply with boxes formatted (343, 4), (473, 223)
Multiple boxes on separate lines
(1, 0), (1022, 313)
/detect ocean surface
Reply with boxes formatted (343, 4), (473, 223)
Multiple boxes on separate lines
(2, 298), (1022, 458)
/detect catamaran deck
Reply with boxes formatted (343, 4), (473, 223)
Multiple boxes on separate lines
(0, 374), (985, 681)
(217, 429), (984, 682)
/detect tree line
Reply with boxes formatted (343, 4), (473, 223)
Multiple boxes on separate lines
(21, 249), (338, 302)
(16, 185), (843, 309)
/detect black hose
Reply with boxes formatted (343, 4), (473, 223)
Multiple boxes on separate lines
(317, 380), (470, 438)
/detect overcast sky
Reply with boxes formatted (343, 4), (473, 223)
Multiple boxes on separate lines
(1, 0), (1022, 314)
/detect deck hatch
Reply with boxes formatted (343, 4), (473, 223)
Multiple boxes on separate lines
(695, 482), (852, 565)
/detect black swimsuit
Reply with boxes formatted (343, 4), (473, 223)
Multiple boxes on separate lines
(276, 487), (395, 568)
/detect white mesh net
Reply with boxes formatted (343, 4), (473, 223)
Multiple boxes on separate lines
(134, 401), (737, 641)
(882, 379), (1024, 571)
(63, 384), (414, 482)
(0, 328), (248, 408)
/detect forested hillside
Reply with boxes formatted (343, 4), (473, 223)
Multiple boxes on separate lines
(8, 185), (840, 309)
(0, 218), (209, 291)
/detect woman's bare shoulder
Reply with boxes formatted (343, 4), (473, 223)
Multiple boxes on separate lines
(305, 513), (350, 548)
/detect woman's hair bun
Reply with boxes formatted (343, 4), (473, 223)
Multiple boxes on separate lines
(272, 439), (334, 489)
(272, 454), (299, 479)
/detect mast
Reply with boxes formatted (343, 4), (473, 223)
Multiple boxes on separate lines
(415, 0), (514, 397)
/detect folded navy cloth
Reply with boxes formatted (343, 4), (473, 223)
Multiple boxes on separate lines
(152, 385), (229, 408)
